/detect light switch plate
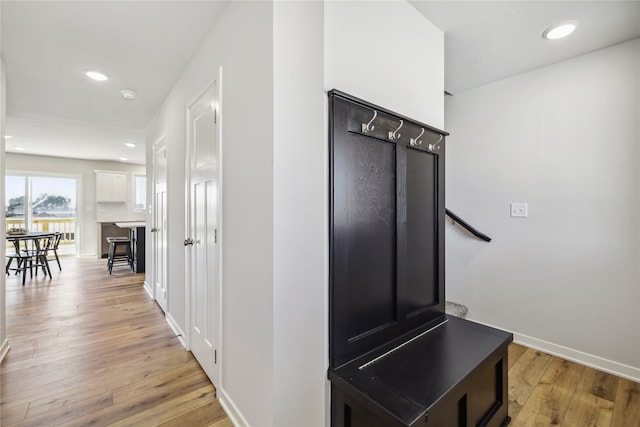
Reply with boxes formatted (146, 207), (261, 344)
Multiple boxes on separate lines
(510, 203), (528, 218)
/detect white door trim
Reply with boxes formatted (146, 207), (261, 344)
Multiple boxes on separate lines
(151, 132), (168, 308)
(184, 67), (223, 385)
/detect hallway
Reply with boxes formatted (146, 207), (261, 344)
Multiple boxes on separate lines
(1, 256), (231, 426)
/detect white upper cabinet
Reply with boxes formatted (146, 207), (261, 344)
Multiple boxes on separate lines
(96, 171), (128, 203)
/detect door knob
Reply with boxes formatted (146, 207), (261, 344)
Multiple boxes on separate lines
(184, 238), (195, 246)
(150, 228), (158, 232)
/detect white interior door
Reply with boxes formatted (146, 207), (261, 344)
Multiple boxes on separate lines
(153, 139), (168, 312)
(186, 79), (220, 383)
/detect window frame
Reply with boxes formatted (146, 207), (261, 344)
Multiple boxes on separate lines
(132, 173), (147, 212)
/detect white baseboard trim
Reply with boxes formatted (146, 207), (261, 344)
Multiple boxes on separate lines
(165, 313), (186, 348)
(143, 280), (153, 299)
(218, 387), (250, 427)
(468, 317), (640, 383)
(0, 339), (10, 364)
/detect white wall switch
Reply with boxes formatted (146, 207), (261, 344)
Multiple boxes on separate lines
(510, 203), (528, 218)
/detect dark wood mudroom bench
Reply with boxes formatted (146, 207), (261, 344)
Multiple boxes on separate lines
(327, 90), (512, 427)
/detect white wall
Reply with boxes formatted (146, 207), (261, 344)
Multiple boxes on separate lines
(325, 0), (444, 129)
(445, 38), (640, 380)
(273, 2), (325, 426)
(6, 153), (144, 256)
(1, 57), (8, 362)
(146, 2), (275, 425)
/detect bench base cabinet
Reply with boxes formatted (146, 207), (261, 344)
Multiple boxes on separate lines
(330, 316), (511, 427)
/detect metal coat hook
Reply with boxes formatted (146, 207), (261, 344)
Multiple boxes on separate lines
(410, 128), (425, 146)
(429, 135), (444, 151)
(361, 110), (378, 133)
(388, 120), (403, 140)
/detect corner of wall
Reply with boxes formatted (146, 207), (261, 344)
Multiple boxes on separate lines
(1, 57), (7, 361)
(165, 313), (186, 348)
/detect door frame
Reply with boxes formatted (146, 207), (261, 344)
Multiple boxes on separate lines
(184, 68), (223, 385)
(150, 133), (168, 308)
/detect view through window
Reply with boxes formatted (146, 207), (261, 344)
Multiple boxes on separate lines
(5, 175), (78, 255)
(134, 175), (146, 210)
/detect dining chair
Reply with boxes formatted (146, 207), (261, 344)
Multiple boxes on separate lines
(47, 232), (63, 271)
(6, 238), (34, 286)
(30, 236), (53, 279)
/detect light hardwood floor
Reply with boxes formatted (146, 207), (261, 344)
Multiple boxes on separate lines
(1, 256), (231, 426)
(508, 343), (640, 426)
(2, 257), (639, 426)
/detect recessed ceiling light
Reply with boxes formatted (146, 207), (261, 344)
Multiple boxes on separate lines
(84, 70), (109, 81)
(121, 90), (137, 100)
(124, 142), (136, 148)
(4, 135), (12, 139)
(120, 157), (129, 161)
(543, 21), (578, 40)
(13, 147), (25, 151)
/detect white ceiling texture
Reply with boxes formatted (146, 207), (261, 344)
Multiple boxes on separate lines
(411, 1), (640, 94)
(2, 1), (639, 164)
(1, 1), (228, 164)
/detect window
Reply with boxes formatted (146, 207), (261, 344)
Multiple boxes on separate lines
(5, 174), (78, 255)
(134, 175), (146, 210)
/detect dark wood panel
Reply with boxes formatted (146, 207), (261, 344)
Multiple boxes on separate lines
(333, 125), (397, 345)
(402, 148), (438, 317)
(330, 92), (448, 369)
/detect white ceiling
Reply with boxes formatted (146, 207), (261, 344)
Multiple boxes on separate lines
(411, 1), (640, 94)
(2, 1), (639, 164)
(1, 1), (229, 164)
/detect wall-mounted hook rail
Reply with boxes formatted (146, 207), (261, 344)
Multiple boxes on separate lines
(361, 110), (378, 133)
(388, 120), (403, 140)
(429, 135), (443, 151)
(410, 128), (425, 146)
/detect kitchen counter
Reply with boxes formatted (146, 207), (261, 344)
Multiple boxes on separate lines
(98, 221), (146, 273)
(116, 221), (146, 228)
(96, 219), (144, 223)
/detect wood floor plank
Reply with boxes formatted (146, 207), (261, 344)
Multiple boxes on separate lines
(577, 366), (619, 403)
(156, 400), (228, 427)
(208, 419), (235, 427)
(111, 359), (205, 404)
(2, 343), (192, 407)
(562, 391), (613, 427)
(0, 322), (172, 375)
(508, 348), (554, 420)
(513, 358), (585, 425)
(611, 378), (640, 427)
(24, 359), (202, 418)
(0, 402), (29, 424)
(55, 375), (213, 427)
(105, 386), (217, 427)
(5, 391), (114, 427)
(508, 342), (528, 371)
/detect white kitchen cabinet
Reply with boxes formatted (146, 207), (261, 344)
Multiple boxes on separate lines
(96, 171), (128, 202)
